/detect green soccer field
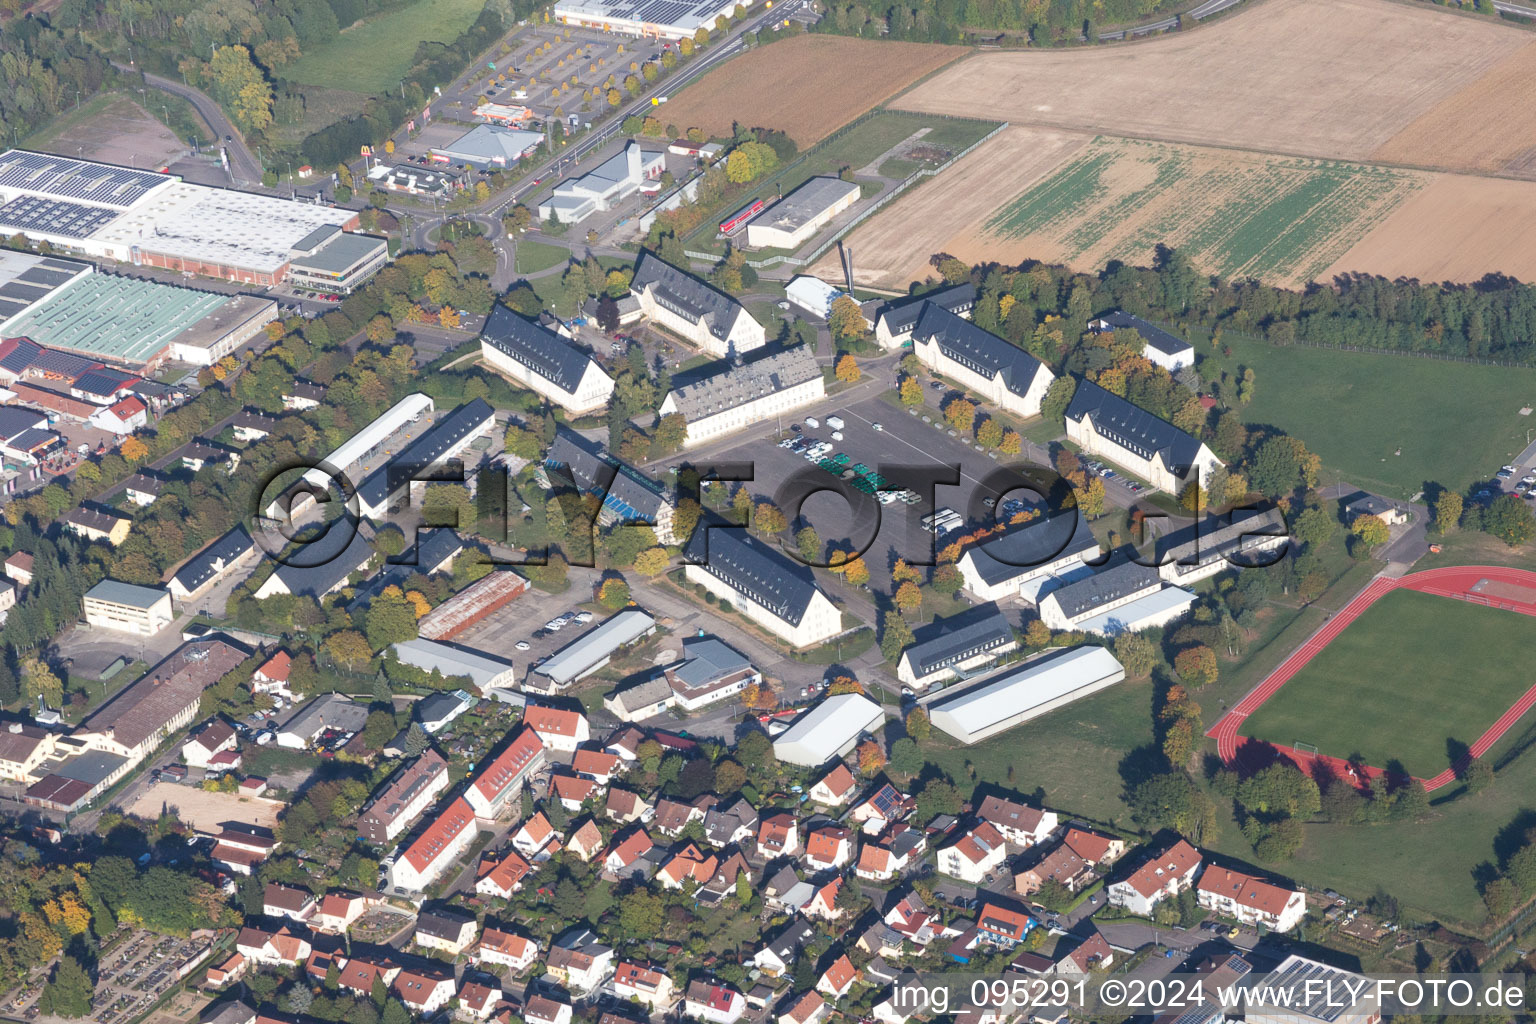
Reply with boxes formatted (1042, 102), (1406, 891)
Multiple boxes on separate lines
(1239, 589), (1536, 779)
(282, 0), (490, 96)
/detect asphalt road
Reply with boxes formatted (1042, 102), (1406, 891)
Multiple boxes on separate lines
(112, 62), (263, 185)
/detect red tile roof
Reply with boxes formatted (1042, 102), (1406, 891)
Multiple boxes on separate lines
(401, 796), (476, 873)
(1119, 839), (1201, 899)
(470, 727), (544, 806)
(525, 705), (585, 738)
(1196, 865), (1298, 917)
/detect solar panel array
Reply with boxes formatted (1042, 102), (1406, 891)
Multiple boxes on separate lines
(559, 0), (727, 28)
(0, 151), (168, 208)
(0, 255), (91, 323)
(0, 195), (122, 239)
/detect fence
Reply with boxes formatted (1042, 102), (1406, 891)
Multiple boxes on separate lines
(680, 115), (1011, 271)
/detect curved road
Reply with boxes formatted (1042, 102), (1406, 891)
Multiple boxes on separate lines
(113, 61), (263, 185)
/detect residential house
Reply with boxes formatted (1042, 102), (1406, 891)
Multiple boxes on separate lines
(262, 882), (317, 923)
(476, 928), (538, 973)
(1061, 827), (1126, 867)
(604, 827), (655, 876)
(251, 652), (297, 701)
(182, 719), (238, 769)
(805, 826), (854, 871)
(763, 866), (814, 915)
(937, 823), (1007, 883)
(779, 991), (828, 1024)
(524, 705), (590, 754)
(335, 956), (401, 998)
(313, 892), (373, 934)
(849, 782), (910, 836)
(805, 877), (844, 921)
(699, 850), (752, 904)
(476, 848), (534, 899)
(816, 955), (859, 1000)
(546, 936), (614, 994)
(606, 727), (644, 762)
(511, 811), (560, 860)
(703, 798), (758, 848)
(1014, 842), (1094, 896)
(465, 727), (547, 819)
(659, 843), (718, 889)
(613, 961), (675, 1011)
(394, 967), (456, 1015)
(390, 797), (478, 892)
(236, 925), (311, 966)
(459, 979), (504, 1021)
(809, 764), (857, 807)
(572, 748), (623, 785)
(753, 918), (816, 977)
(605, 787), (653, 825)
(975, 902), (1035, 948)
(416, 907), (479, 955)
(123, 472), (165, 507)
(757, 812), (801, 860)
(211, 825), (278, 876)
(1106, 840), (1202, 917)
(655, 796), (712, 837)
(1054, 933), (1114, 975)
(63, 506), (132, 546)
(358, 749), (451, 843)
(977, 795), (1059, 848)
(856, 828), (922, 882)
(566, 819), (604, 862)
(205, 953), (248, 988)
(550, 772), (597, 811)
(685, 980), (747, 1024)
(1196, 865), (1305, 933)
(884, 891), (939, 947)
(526, 995), (574, 1024)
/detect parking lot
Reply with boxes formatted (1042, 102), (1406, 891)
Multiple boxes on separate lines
(450, 570), (609, 681)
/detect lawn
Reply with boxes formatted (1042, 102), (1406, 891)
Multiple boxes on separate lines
(515, 239), (572, 275)
(1191, 324), (1536, 499)
(283, 0), (491, 95)
(1239, 589), (1536, 778)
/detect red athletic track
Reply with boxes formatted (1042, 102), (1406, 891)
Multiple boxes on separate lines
(1207, 565), (1536, 792)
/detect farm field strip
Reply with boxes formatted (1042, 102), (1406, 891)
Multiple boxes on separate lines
(977, 137), (1427, 287)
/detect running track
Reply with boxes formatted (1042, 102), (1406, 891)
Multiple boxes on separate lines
(1207, 565), (1536, 791)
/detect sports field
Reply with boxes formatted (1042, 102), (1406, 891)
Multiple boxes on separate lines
(1239, 590), (1536, 779)
(283, 0), (490, 95)
(979, 137), (1425, 287)
(659, 35), (965, 147)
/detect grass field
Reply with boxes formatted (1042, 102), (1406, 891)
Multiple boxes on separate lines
(514, 239), (571, 274)
(978, 137), (1425, 288)
(1191, 323), (1536, 498)
(283, 0), (490, 95)
(1240, 590), (1536, 778)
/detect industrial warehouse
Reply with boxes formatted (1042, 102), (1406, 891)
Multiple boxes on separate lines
(0, 150), (385, 289)
(551, 0), (748, 39)
(744, 176), (861, 251)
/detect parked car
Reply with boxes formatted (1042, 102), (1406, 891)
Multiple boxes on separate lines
(515, 640), (531, 651)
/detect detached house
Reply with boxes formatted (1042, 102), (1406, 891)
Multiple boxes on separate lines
(313, 892), (373, 934)
(1061, 827), (1126, 867)
(1054, 933), (1114, 975)
(606, 787), (653, 825)
(975, 902), (1034, 948)
(686, 980), (747, 1024)
(809, 764), (857, 807)
(849, 783), (910, 836)
(476, 848), (534, 899)
(976, 795), (1059, 848)
(236, 925), (311, 966)
(937, 822), (1007, 884)
(805, 877), (844, 921)
(856, 827), (924, 882)
(394, 967), (456, 1015)
(757, 812), (801, 860)
(604, 827), (655, 876)
(703, 797), (758, 848)
(572, 748), (623, 785)
(613, 961), (675, 1011)
(659, 843), (719, 889)
(1107, 839), (1202, 917)
(754, 918), (816, 978)
(546, 936), (615, 994)
(524, 705), (590, 753)
(460, 979), (504, 1021)
(1196, 865), (1305, 933)
(816, 955), (859, 1000)
(415, 907), (478, 955)
(550, 772), (597, 812)
(566, 819), (605, 862)
(476, 927), (538, 973)
(1014, 842), (1094, 897)
(183, 719), (238, 769)
(526, 996), (574, 1024)
(805, 825), (854, 871)
(511, 811), (560, 861)
(262, 882), (316, 923)
(779, 991), (828, 1024)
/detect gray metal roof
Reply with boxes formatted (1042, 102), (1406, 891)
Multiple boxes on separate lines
(433, 124), (545, 164)
(1155, 507), (1288, 571)
(671, 636), (751, 690)
(1064, 378), (1205, 472)
(610, 676), (674, 714)
(84, 579), (168, 609)
(278, 693), (370, 739)
(481, 304), (599, 394)
(1044, 559), (1161, 619)
(1092, 311), (1193, 358)
(631, 253), (751, 343)
(961, 511), (1100, 587)
(902, 606), (1014, 678)
(545, 429), (668, 521)
(751, 176), (860, 236)
(684, 517), (823, 626)
(291, 231), (386, 275)
(536, 608), (657, 686)
(391, 638), (513, 688)
(912, 302), (1046, 398)
(663, 346), (820, 422)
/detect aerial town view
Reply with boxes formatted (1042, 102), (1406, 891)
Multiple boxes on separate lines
(4, 0), (1536, 1023)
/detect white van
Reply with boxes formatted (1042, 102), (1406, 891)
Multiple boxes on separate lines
(826, 415), (845, 430)
(805, 416), (820, 429)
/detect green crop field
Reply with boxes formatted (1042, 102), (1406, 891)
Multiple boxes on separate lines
(283, 0), (490, 95)
(982, 137), (1426, 288)
(1191, 323), (1536, 498)
(1240, 589), (1536, 779)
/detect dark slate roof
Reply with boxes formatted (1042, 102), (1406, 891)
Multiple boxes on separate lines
(1064, 378), (1205, 473)
(416, 905), (475, 940)
(545, 429), (668, 521)
(356, 399), (495, 512)
(1044, 559), (1161, 619)
(962, 511), (1100, 587)
(285, 380), (325, 402)
(1092, 311), (1193, 358)
(1155, 507), (1288, 572)
(912, 302), (1047, 398)
(631, 253), (748, 343)
(684, 516), (822, 626)
(481, 303), (597, 394)
(0, 405), (47, 441)
(902, 606), (1015, 678)
(0, 336), (42, 375)
(232, 409), (277, 434)
(171, 526), (254, 594)
(1345, 494), (1395, 518)
(383, 527), (464, 578)
(270, 519), (376, 598)
(874, 283), (976, 337)
(123, 471), (165, 497)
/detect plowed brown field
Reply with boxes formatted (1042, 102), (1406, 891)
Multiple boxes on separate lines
(660, 35), (965, 146)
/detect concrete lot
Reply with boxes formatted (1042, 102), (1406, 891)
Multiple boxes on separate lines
(123, 784), (286, 832)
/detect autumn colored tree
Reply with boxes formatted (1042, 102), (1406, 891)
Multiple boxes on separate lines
(634, 547), (669, 576)
(1180, 480), (1208, 512)
(120, 436), (149, 462)
(976, 417), (1004, 449)
(795, 526), (821, 564)
(838, 555), (870, 586)
(598, 576), (631, 610)
(1174, 645), (1219, 688)
(1434, 491), (1463, 535)
(943, 396), (976, 431)
(932, 564), (965, 594)
(894, 581), (923, 613)
(1000, 429), (1022, 455)
(827, 675), (865, 696)
(898, 376), (924, 406)
(324, 630), (372, 671)
(1079, 476), (1106, 519)
(905, 706), (931, 744)
(829, 295), (866, 342)
(754, 501), (787, 534)
(856, 739), (886, 775)
(835, 354), (861, 383)
(1023, 619), (1050, 648)
(1350, 514), (1390, 549)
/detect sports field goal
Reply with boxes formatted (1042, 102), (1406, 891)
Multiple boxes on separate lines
(1293, 741), (1320, 757)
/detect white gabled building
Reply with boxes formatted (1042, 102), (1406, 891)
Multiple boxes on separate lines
(1196, 865), (1306, 933)
(1106, 839), (1202, 917)
(631, 253), (766, 359)
(911, 303), (1054, 419)
(771, 693), (885, 768)
(926, 646), (1126, 745)
(936, 822), (1007, 883)
(658, 346), (824, 448)
(480, 304), (614, 415)
(686, 980), (747, 1024)
(1064, 378), (1222, 495)
(538, 143), (665, 225)
(389, 797), (478, 893)
(1037, 560), (1197, 636)
(955, 511), (1102, 604)
(869, 283), (975, 349)
(1089, 311), (1194, 373)
(684, 522), (842, 650)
